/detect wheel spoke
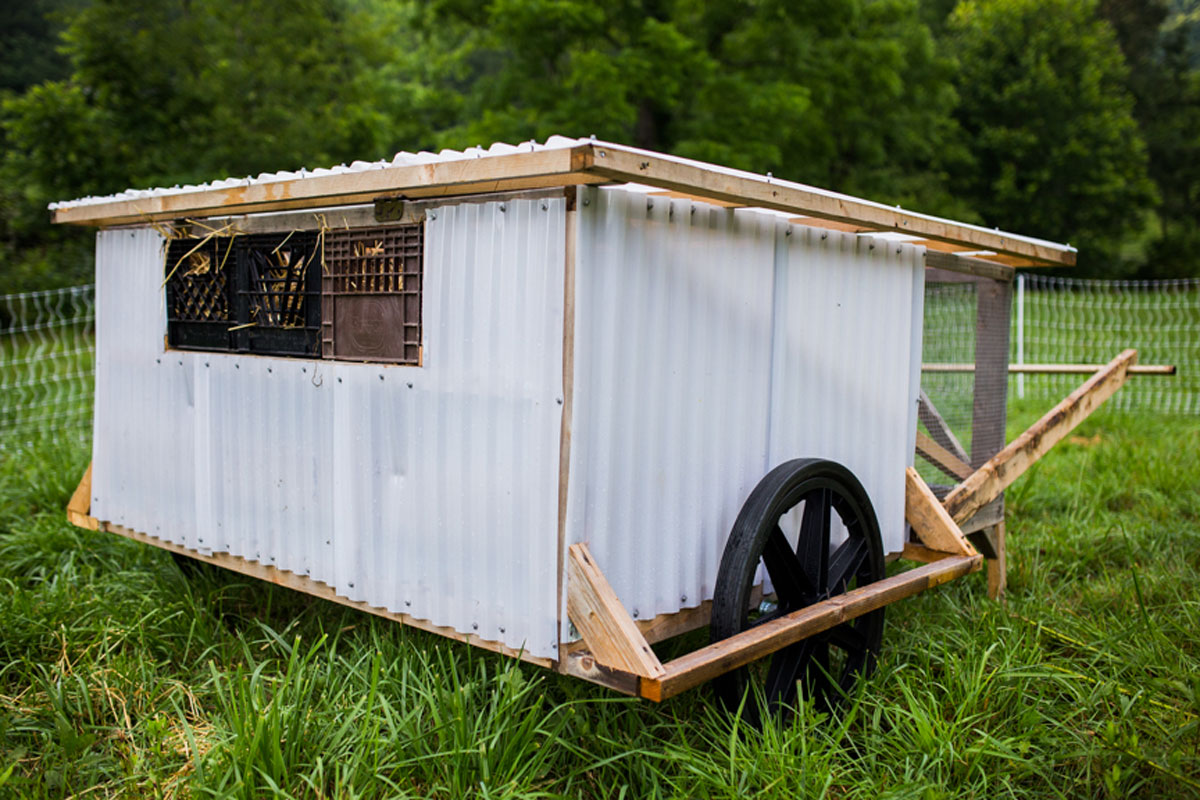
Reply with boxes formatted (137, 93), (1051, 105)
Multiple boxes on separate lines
(804, 637), (835, 706)
(765, 638), (819, 710)
(826, 622), (868, 655)
(763, 525), (817, 606)
(798, 489), (832, 593)
(826, 537), (868, 594)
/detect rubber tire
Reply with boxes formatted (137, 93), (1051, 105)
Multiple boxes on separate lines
(710, 458), (886, 719)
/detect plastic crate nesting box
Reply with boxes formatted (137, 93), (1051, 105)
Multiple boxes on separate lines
(55, 137), (1082, 700)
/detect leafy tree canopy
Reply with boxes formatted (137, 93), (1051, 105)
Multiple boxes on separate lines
(948, 0), (1157, 275)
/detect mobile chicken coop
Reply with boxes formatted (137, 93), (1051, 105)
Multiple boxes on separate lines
(56, 137), (1142, 712)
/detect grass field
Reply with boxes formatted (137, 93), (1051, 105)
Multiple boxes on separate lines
(0, 401), (1198, 798)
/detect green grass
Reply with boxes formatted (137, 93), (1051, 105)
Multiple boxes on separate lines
(1, 407), (1199, 798)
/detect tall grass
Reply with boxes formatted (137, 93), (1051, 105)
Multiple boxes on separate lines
(1, 408), (1198, 797)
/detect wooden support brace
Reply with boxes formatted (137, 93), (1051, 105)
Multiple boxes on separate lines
(917, 390), (971, 466)
(66, 462), (99, 531)
(943, 349), (1138, 525)
(567, 543), (665, 679)
(904, 467), (977, 556)
(643, 554), (982, 701)
(915, 431), (972, 482)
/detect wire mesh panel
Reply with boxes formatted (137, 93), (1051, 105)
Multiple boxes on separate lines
(321, 224), (423, 364)
(1015, 275), (1200, 414)
(0, 285), (95, 451)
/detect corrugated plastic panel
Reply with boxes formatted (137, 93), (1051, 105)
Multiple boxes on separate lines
(565, 187), (778, 630)
(564, 188), (923, 635)
(91, 197), (566, 659)
(767, 226), (925, 557)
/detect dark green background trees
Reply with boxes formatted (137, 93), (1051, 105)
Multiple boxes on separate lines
(2, 0), (1198, 291)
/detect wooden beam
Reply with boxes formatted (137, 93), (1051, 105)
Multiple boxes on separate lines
(642, 555), (983, 701)
(53, 146), (603, 226)
(943, 349), (1138, 525)
(66, 462), (99, 531)
(900, 543), (959, 563)
(99, 522), (554, 668)
(915, 431), (973, 481)
(924, 250), (1016, 282)
(583, 145), (1074, 266)
(922, 363), (1175, 376)
(567, 543), (666, 679)
(563, 651), (642, 697)
(904, 467), (977, 556)
(918, 390), (971, 466)
(986, 523), (1007, 601)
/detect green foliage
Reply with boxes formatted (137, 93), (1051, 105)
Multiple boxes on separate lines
(948, 0), (1158, 275)
(3, 0), (1200, 284)
(2, 412), (1199, 796)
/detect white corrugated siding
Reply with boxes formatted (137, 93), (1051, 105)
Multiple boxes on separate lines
(91, 197), (566, 659)
(564, 187), (923, 636)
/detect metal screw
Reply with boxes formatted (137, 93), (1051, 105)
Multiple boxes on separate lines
(681, 595), (687, 603)
(499, 626), (506, 634)
(472, 622), (479, 630)
(268, 367), (272, 373)
(540, 201), (548, 210)
(348, 582), (355, 588)
(156, 358), (161, 364)
(429, 211), (437, 220)
(582, 197), (590, 206)
(556, 397), (564, 405)
(407, 382), (413, 389)
(337, 377), (342, 383)
(632, 608), (639, 619)
(379, 374), (384, 381)
(405, 600), (411, 607)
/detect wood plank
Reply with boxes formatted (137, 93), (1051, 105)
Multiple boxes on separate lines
(563, 651), (642, 697)
(961, 497), (1006, 539)
(915, 430), (973, 481)
(924, 250), (1016, 282)
(642, 555), (983, 701)
(900, 542), (959, 563)
(904, 467), (977, 556)
(567, 543), (666, 679)
(943, 349), (1138, 524)
(55, 141), (1076, 266)
(583, 146), (1074, 266)
(987, 523), (1007, 601)
(54, 146), (601, 226)
(917, 390), (971, 465)
(101, 522), (554, 668)
(923, 363), (1175, 376)
(555, 190), (578, 671)
(66, 462), (99, 531)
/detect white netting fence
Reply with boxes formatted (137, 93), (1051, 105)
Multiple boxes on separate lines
(1015, 275), (1200, 414)
(0, 285), (95, 452)
(0, 278), (1195, 455)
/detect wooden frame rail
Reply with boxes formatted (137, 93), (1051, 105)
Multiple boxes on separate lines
(52, 141), (1075, 266)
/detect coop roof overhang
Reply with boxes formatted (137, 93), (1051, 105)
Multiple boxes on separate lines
(50, 137), (1075, 267)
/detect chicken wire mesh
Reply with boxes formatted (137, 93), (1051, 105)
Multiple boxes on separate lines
(0, 285), (95, 452)
(0, 275), (1196, 457)
(1015, 274), (1199, 414)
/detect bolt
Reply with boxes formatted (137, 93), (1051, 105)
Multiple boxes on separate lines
(499, 203), (507, 212)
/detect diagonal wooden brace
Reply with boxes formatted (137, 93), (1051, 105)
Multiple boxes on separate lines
(943, 349), (1137, 525)
(566, 543), (665, 679)
(904, 467), (977, 558)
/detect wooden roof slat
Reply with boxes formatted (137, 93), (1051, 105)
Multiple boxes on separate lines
(50, 141), (1076, 266)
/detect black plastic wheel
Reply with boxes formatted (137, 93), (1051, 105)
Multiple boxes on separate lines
(711, 458), (886, 721)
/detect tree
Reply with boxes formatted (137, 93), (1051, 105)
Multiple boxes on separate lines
(0, 0), (440, 292)
(427, 0), (971, 218)
(948, 0), (1157, 276)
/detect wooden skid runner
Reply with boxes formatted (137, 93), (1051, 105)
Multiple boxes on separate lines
(641, 554), (982, 701)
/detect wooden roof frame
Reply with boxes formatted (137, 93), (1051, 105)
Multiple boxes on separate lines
(50, 141), (1075, 266)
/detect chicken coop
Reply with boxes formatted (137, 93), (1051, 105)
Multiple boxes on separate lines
(57, 137), (1140, 713)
